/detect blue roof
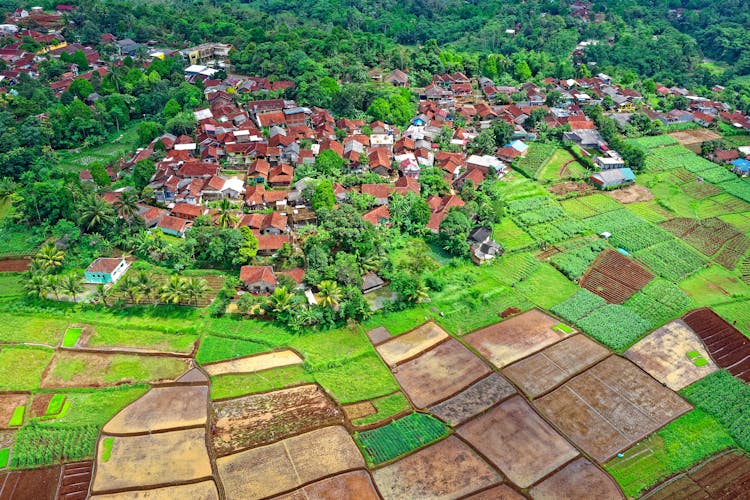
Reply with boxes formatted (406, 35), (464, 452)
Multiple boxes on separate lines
(509, 140), (528, 153)
(733, 159), (750, 171)
(621, 167), (636, 181)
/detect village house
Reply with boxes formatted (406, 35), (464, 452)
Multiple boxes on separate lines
(240, 265), (277, 293)
(84, 257), (129, 284)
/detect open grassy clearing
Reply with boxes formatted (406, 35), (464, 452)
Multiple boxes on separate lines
(0, 274), (23, 298)
(679, 265), (750, 306)
(0, 227), (45, 258)
(210, 365), (314, 400)
(537, 148), (587, 182)
(713, 300), (750, 337)
(0, 347), (54, 391)
(85, 324), (197, 353)
(491, 217), (535, 252)
(44, 352), (186, 387)
(54, 122), (141, 172)
(0, 313), (69, 345)
(604, 409), (735, 498)
(196, 335), (273, 364)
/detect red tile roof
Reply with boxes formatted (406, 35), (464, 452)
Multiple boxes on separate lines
(240, 265), (277, 285)
(86, 257), (124, 274)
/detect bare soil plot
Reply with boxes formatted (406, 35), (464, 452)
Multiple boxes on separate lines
(372, 436), (502, 500)
(625, 320), (718, 391)
(91, 480), (219, 500)
(608, 184), (654, 204)
(670, 129), (721, 146)
(176, 367), (209, 384)
(529, 457), (624, 499)
(643, 451), (750, 500)
(581, 249), (654, 304)
(682, 308), (750, 382)
(273, 471), (379, 500)
(548, 181), (593, 197)
(457, 395), (579, 488)
(91, 428), (212, 493)
(502, 334), (610, 398)
(57, 461), (94, 500)
(103, 385), (208, 434)
(29, 393), (54, 418)
(465, 309), (572, 369)
(0, 394), (27, 428)
(211, 384), (343, 456)
(394, 338), (491, 409)
(375, 322), (449, 366)
(0, 259), (31, 272)
(366, 326), (391, 345)
(465, 485), (526, 499)
(428, 372), (516, 426)
(203, 349), (302, 376)
(216, 426), (363, 499)
(0, 465), (61, 500)
(536, 356), (692, 462)
(342, 401), (376, 421)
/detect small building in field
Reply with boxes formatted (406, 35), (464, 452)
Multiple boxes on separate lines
(85, 257), (129, 284)
(732, 158), (750, 177)
(240, 265), (277, 293)
(361, 272), (386, 294)
(591, 168), (635, 189)
(467, 226), (503, 265)
(157, 215), (192, 237)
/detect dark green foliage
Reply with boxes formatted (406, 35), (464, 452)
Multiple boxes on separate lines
(550, 240), (606, 280)
(552, 289), (606, 323)
(11, 422), (100, 468)
(355, 413), (448, 466)
(438, 208), (472, 256)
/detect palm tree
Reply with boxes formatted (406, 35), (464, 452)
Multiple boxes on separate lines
(114, 190), (141, 221)
(160, 275), (189, 305)
(62, 274), (83, 303)
(78, 194), (116, 232)
(267, 286), (294, 317)
(120, 275), (141, 304)
(35, 243), (65, 269)
(185, 277), (209, 306)
(47, 275), (61, 300)
(25, 273), (50, 299)
(317, 280), (343, 310)
(216, 198), (238, 229)
(90, 284), (110, 306)
(0, 177), (17, 204)
(406, 281), (430, 304)
(134, 270), (155, 303)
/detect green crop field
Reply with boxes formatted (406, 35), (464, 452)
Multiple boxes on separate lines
(513, 143), (557, 178)
(0, 347), (54, 391)
(61, 328), (82, 348)
(11, 422), (100, 468)
(354, 412), (449, 466)
(352, 392), (411, 426)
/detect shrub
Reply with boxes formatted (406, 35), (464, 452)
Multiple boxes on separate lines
(551, 289), (606, 323)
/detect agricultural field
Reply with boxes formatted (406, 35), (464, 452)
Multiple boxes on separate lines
(354, 412), (448, 466)
(513, 142), (557, 178)
(537, 148), (588, 182)
(682, 309), (750, 382)
(580, 249), (654, 304)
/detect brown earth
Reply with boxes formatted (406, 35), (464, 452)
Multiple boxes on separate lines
(343, 401), (376, 422)
(428, 372), (516, 426)
(372, 436), (502, 500)
(529, 457), (624, 499)
(465, 309), (572, 369)
(91, 429), (213, 493)
(216, 426), (363, 499)
(103, 385), (208, 434)
(274, 470), (379, 500)
(30, 393), (54, 418)
(502, 335), (610, 398)
(581, 249), (653, 304)
(548, 181), (593, 197)
(0, 259), (31, 272)
(56, 461), (93, 500)
(0, 465), (61, 500)
(366, 327), (391, 346)
(211, 384), (343, 456)
(203, 349), (303, 377)
(607, 184), (654, 204)
(463, 485), (526, 499)
(682, 308), (750, 382)
(375, 322), (449, 366)
(625, 320), (718, 391)
(457, 395), (579, 488)
(535, 356), (692, 462)
(0, 394), (28, 428)
(90, 480), (219, 500)
(643, 451), (750, 500)
(394, 338), (491, 409)
(669, 129), (721, 146)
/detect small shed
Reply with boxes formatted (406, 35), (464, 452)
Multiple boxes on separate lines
(361, 272), (385, 294)
(85, 258), (129, 284)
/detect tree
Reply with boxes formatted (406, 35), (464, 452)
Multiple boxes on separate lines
(78, 194), (116, 232)
(312, 179), (336, 212)
(239, 226), (259, 263)
(515, 60), (532, 81)
(163, 98), (181, 118)
(25, 273), (50, 299)
(120, 275), (142, 304)
(390, 192), (430, 234)
(132, 160), (156, 191)
(90, 284), (110, 306)
(35, 243), (65, 269)
(367, 97), (391, 122)
(165, 111), (196, 136)
(137, 121), (160, 146)
(391, 274), (429, 303)
(438, 208), (472, 255)
(90, 162), (110, 187)
(397, 240), (438, 276)
(216, 198), (238, 229)
(62, 274), (83, 303)
(134, 270), (155, 303)
(314, 149), (344, 177)
(160, 275), (188, 305)
(68, 78), (94, 100)
(491, 121), (514, 148)
(317, 280), (342, 310)
(418, 168), (450, 197)
(267, 286), (294, 318)
(114, 190), (141, 221)
(469, 129), (496, 155)
(185, 277), (209, 306)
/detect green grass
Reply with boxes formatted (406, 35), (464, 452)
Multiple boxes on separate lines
(513, 143), (558, 178)
(86, 324), (197, 353)
(197, 335), (276, 365)
(45, 395), (66, 416)
(55, 122), (141, 172)
(8, 405), (24, 427)
(515, 263), (577, 309)
(310, 351), (400, 404)
(713, 300), (750, 338)
(354, 413), (449, 466)
(37, 386), (148, 427)
(0, 226), (44, 258)
(47, 352), (187, 386)
(210, 365), (314, 400)
(104, 355), (186, 383)
(61, 328), (82, 348)
(537, 149), (587, 182)
(492, 217), (535, 252)
(100, 437), (114, 462)
(0, 313), (70, 345)
(0, 448), (8, 468)
(679, 265), (750, 307)
(0, 347), (54, 391)
(353, 392), (411, 426)
(0, 273), (24, 298)
(604, 409), (736, 498)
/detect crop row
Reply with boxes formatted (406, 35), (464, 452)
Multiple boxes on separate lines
(634, 240), (707, 281)
(576, 304), (651, 351)
(525, 218), (585, 244)
(354, 413), (448, 466)
(715, 235), (750, 270)
(624, 280), (690, 328)
(10, 422), (99, 468)
(719, 179), (750, 204)
(550, 240), (607, 280)
(551, 289), (607, 323)
(506, 195), (555, 215)
(584, 209), (645, 234)
(625, 135), (678, 151)
(513, 143), (557, 178)
(608, 223), (673, 253)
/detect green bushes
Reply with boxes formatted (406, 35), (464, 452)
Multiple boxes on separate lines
(634, 240), (707, 281)
(354, 412), (448, 466)
(45, 395), (66, 416)
(10, 422), (100, 468)
(681, 370), (750, 451)
(576, 304), (651, 351)
(551, 289), (606, 323)
(550, 240), (606, 280)
(623, 279), (690, 328)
